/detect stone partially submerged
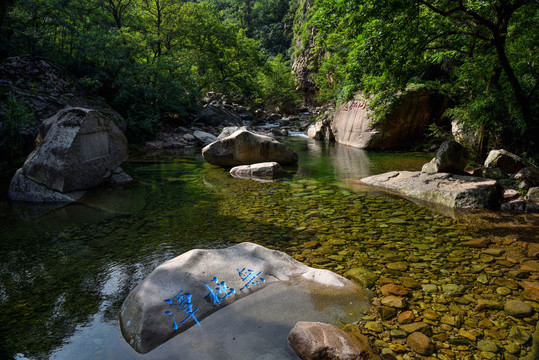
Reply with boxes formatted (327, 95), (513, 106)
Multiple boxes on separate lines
(229, 162), (284, 181)
(9, 107), (128, 202)
(120, 242), (371, 354)
(202, 129), (298, 166)
(361, 171), (501, 209)
(288, 322), (379, 360)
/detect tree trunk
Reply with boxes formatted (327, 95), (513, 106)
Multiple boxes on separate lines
(492, 32), (536, 150)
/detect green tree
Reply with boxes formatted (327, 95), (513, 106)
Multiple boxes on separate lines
(312, 0), (538, 155)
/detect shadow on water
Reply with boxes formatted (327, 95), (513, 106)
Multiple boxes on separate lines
(0, 152), (297, 359)
(0, 139), (536, 359)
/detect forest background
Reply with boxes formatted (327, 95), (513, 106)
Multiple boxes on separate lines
(0, 0), (538, 160)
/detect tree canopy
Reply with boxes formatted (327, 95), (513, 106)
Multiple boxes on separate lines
(1, 0), (298, 140)
(312, 0), (538, 156)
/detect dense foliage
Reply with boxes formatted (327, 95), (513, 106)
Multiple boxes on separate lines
(0, 0), (298, 141)
(312, 0), (539, 157)
(207, 0), (295, 57)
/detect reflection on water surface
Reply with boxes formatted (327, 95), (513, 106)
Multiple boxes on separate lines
(0, 138), (536, 359)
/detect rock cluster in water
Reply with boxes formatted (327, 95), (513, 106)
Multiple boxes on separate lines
(362, 143), (539, 213)
(200, 173), (538, 359)
(339, 234), (539, 360)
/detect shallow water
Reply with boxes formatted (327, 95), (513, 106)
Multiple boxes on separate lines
(0, 138), (536, 359)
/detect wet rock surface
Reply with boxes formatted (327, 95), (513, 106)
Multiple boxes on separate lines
(338, 222), (539, 360)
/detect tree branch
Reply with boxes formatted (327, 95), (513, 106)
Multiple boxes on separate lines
(529, 80), (539, 99)
(417, 0), (496, 29)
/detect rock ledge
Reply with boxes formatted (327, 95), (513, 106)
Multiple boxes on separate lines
(360, 171), (501, 209)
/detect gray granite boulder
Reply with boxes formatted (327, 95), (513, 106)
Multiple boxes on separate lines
(527, 187), (539, 203)
(422, 140), (469, 174)
(9, 107), (128, 202)
(361, 171), (501, 209)
(218, 126), (253, 140)
(485, 149), (526, 174)
(307, 119), (334, 141)
(331, 91), (450, 149)
(514, 166), (539, 183)
(202, 130), (298, 166)
(193, 130), (217, 146)
(120, 242), (372, 354)
(288, 321), (378, 360)
(229, 162), (284, 180)
(472, 167), (508, 180)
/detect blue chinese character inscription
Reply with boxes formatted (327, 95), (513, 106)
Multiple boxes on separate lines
(237, 268), (265, 291)
(203, 277), (236, 306)
(164, 291), (200, 329)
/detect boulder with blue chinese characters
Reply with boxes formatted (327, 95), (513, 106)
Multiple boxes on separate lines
(119, 242), (372, 355)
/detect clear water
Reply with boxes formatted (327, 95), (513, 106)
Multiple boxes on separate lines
(0, 138), (532, 359)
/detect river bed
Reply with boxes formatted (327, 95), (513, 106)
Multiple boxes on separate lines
(0, 137), (537, 359)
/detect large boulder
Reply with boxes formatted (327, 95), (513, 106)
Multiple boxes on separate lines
(422, 140), (469, 174)
(8, 107), (128, 201)
(288, 321), (378, 360)
(331, 91), (450, 149)
(202, 130), (298, 166)
(484, 149), (526, 174)
(451, 120), (479, 150)
(120, 242), (372, 354)
(361, 171), (502, 209)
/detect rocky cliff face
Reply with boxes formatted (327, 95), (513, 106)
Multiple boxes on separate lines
(291, 0), (319, 105)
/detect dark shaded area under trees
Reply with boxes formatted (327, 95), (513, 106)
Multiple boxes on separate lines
(1, 0), (537, 163)
(0, 0), (298, 149)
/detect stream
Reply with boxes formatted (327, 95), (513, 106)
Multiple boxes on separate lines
(0, 137), (537, 359)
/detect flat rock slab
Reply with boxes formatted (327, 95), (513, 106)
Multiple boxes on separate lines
(120, 242), (372, 355)
(230, 162), (284, 181)
(360, 171), (501, 209)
